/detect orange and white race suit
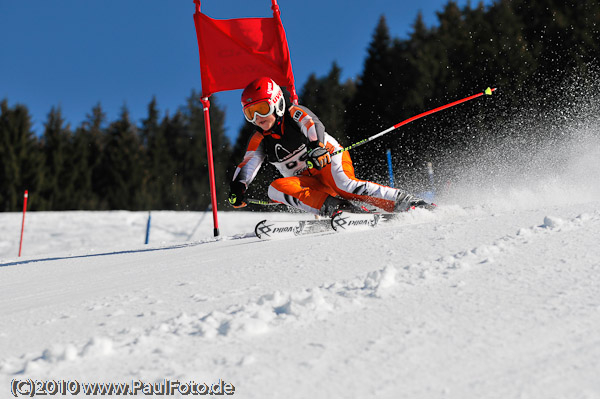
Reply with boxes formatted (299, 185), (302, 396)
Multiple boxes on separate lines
(232, 105), (400, 214)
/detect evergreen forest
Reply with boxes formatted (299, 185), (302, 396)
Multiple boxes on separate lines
(2, 0), (599, 212)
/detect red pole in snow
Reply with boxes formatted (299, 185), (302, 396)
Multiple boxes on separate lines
(201, 97), (220, 237)
(18, 190), (28, 257)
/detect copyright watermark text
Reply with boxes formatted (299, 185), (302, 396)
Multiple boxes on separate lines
(10, 378), (235, 396)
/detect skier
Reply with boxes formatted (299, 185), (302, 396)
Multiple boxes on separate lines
(228, 76), (433, 216)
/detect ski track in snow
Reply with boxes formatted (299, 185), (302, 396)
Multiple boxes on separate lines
(1, 204), (599, 398)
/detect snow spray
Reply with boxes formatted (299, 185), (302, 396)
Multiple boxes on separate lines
(438, 71), (600, 209)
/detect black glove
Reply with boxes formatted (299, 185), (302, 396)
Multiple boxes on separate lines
(228, 181), (247, 208)
(306, 141), (331, 170)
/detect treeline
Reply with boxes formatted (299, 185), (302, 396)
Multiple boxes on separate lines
(0, 94), (230, 211)
(3, 0), (600, 211)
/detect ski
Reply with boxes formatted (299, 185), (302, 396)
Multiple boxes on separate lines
(254, 212), (393, 239)
(329, 211), (404, 231)
(254, 202), (436, 239)
(330, 212), (380, 231)
(254, 218), (332, 239)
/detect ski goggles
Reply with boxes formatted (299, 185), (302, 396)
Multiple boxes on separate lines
(243, 100), (274, 123)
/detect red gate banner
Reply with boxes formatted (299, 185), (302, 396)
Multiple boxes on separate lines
(193, 1), (295, 97)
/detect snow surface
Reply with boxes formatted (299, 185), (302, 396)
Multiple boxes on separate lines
(1, 107), (600, 398)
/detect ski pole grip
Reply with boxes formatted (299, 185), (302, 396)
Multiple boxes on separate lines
(306, 160), (322, 170)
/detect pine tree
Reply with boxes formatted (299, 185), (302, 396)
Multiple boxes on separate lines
(300, 62), (355, 140)
(70, 124), (95, 210)
(479, 0), (536, 94)
(346, 15), (395, 182)
(40, 106), (75, 210)
(178, 92), (211, 210)
(96, 106), (144, 210)
(510, 0), (600, 99)
(404, 12), (436, 113)
(159, 92), (230, 211)
(84, 104), (107, 209)
(0, 100), (44, 211)
(161, 110), (188, 209)
(140, 97), (173, 209)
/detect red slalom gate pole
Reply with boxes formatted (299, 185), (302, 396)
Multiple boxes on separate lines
(201, 97), (220, 237)
(331, 87), (497, 157)
(18, 190), (29, 257)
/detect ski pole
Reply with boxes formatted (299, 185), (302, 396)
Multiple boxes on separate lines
(247, 198), (280, 206)
(331, 87), (496, 157)
(229, 195), (280, 207)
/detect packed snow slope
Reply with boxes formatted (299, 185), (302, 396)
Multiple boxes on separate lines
(1, 103), (600, 398)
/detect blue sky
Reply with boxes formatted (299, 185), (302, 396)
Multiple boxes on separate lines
(1, 0), (492, 142)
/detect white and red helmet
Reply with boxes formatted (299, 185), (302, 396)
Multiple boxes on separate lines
(241, 77), (286, 124)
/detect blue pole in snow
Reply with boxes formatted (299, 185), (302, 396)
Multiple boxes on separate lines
(386, 149), (395, 188)
(145, 211), (151, 244)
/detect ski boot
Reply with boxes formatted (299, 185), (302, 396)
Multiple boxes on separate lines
(394, 192), (436, 212)
(319, 196), (370, 217)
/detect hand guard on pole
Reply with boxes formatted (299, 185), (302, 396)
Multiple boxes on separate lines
(228, 181), (247, 208)
(306, 141), (331, 170)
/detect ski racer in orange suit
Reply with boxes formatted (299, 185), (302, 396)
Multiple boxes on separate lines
(228, 77), (432, 216)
